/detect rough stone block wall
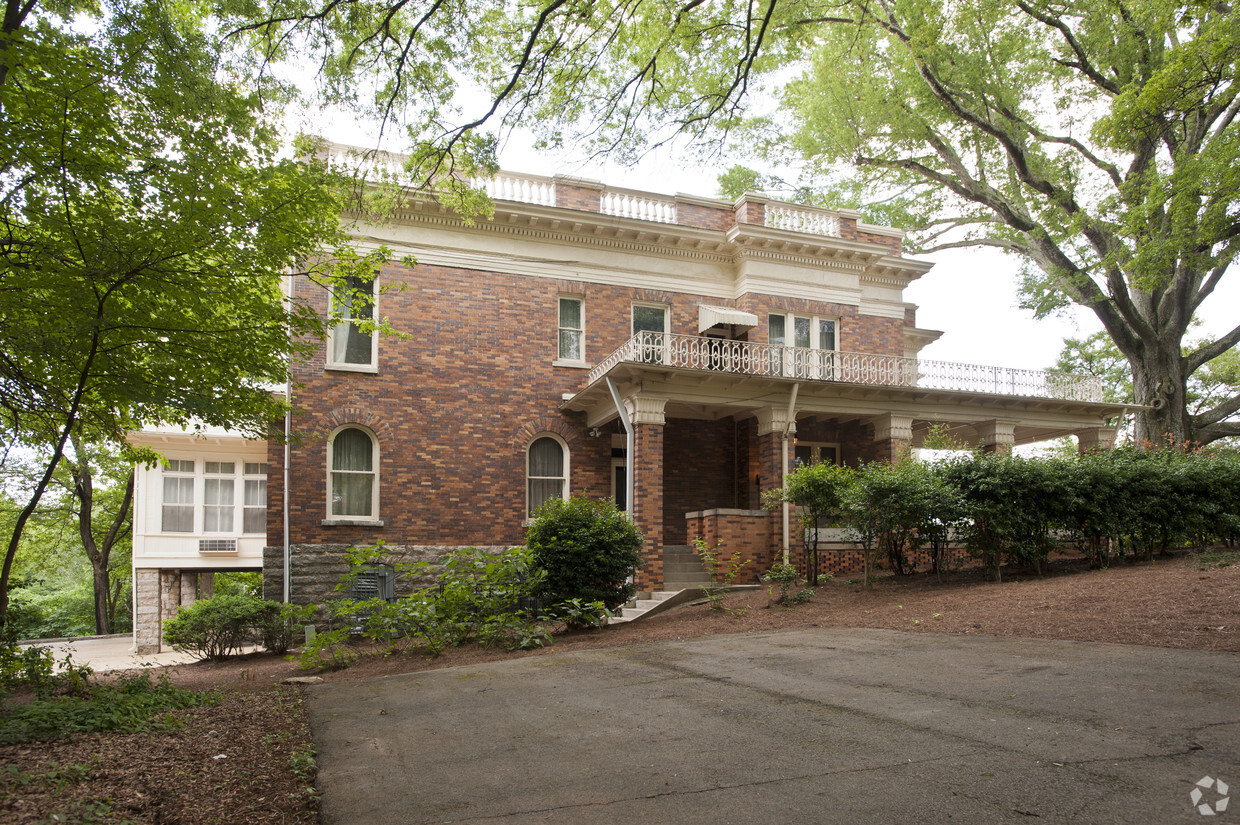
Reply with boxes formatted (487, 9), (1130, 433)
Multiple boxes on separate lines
(133, 569), (162, 654)
(686, 510), (772, 584)
(263, 543), (511, 608)
(159, 571), (181, 625)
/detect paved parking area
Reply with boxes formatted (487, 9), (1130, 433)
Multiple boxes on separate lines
(307, 628), (1240, 825)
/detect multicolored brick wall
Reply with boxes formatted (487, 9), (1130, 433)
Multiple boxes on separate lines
(685, 510), (772, 585)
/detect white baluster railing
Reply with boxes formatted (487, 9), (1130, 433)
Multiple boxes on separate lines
(765, 205), (841, 237)
(601, 190), (677, 224)
(475, 172), (557, 207)
(586, 332), (1103, 402)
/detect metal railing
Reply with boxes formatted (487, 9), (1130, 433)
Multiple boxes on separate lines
(585, 332), (1103, 402)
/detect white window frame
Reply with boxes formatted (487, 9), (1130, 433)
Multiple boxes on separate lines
(631, 302), (670, 365)
(526, 433), (570, 518)
(242, 462), (268, 535)
(160, 459), (196, 533)
(769, 312), (839, 379)
(554, 295), (586, 367)
(325, 425), (381, 523)
(202, 461), (237, 534)
(327, 274), (379, 372)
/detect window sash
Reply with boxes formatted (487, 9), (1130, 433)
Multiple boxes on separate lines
(161, 476), (194, 532)
(330, 276), (375, 365)
(331, 472), (374, 517)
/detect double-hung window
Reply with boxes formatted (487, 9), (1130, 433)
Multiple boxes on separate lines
(632, 304), (668, 364)
(161, 460), (195, 533)
(329, 275), (377, 369)
(203, 461), (235, 533)
(527, 436), (568, 517)
(557, 297), (584, 363)
(243, 463), (268, 534)
(330, 427), (378, 519)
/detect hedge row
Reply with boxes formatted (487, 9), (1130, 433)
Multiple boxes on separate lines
(774, 446), (1240, 582)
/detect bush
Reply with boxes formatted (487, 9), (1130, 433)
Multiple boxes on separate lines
(162, 594), (272, 661)
(526, 496), (643, 611)
(260, 602), (317, 655)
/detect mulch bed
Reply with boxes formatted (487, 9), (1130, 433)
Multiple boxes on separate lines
(2, 550), (1237, 823)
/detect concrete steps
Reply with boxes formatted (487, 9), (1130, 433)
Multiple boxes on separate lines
(661, 544), (712, 588)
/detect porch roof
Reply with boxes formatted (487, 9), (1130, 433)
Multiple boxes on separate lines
(561, 333), (1136, 446)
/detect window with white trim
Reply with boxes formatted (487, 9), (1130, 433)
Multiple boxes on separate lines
(769, 312), (839, 379)
(243, 462), (268, 535)
(632, 303), (668, 364)
(328, 275), (377, 368)
(527, 435), (568, 517)
(161, 459), (195, 533)
(203, 461), (236, 533)
(329, 427), (378, 519)
(557, 297), (584, 362)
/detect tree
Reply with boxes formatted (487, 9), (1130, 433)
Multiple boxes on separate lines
(756, 0), (1240, 445)
(764, 460), (853, 585)
(0, 1), (386, 628)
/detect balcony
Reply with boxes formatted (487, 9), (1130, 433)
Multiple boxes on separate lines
(586, 332), (1103, 403)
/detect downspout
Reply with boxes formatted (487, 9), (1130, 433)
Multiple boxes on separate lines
(605, 377), (634, 517)
(282, 384), (291, 604)
(782, 383), (800, 564)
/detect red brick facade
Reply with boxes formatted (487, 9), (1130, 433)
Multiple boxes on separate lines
(261, 179), (939, 599)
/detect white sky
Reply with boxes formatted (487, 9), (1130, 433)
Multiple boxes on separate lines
(321, 117), (1238, 375)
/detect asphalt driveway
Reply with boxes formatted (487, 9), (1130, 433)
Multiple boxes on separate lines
(306, 628), (1239, 824)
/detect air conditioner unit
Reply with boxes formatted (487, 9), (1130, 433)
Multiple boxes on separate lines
(199, 539), (238, 554)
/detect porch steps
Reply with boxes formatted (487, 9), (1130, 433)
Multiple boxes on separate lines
(661, 544), (712, 588)
(612, 591), (683, 623)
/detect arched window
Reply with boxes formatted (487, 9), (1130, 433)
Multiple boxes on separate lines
(329, 427), (378, 519)
(527, 435), (568, 516)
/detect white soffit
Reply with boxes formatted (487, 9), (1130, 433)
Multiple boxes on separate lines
(699, 305), (760, 333)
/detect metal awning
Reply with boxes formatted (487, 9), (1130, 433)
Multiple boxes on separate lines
(698, 305), (759, 333)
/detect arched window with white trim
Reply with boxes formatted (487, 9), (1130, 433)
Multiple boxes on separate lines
(527, 435), (568, 516)
(329, 426), (379, 519)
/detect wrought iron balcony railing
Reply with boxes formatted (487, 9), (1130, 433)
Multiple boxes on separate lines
(586, 332), (1104, 403)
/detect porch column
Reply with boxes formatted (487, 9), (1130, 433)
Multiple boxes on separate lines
(133, 568), (162, 655)
(626, 396), (666, 591)
(976, 419), (1017, 455)
(180, 571), (199, 607)
(756, 406), (795, 571)
(871, 413), (914, 462)
(1076, 426), (1118, 454)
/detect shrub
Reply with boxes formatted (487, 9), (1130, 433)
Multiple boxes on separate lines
(296, 628), (357, 671)
(763, 461), (853, 585)
(692, 537), (750, 611)
(761, 562), (816, 607)
(162, 594), (272, 661)
(259, 602), (317, 655)
(526, 496), (643, 611)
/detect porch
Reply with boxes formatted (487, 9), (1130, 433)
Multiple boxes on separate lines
(564, 333), (1130, 590)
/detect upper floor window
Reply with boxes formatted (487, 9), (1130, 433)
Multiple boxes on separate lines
(329, 427), (378, 519)
(203, 461), (236, 533)
(527, 435), (568, 517)
(558, 297), (584, 363)
(243, 462), (268, 535)
(632, 303), (668, 364)
(161, 459), (194, 533)
(329, 275), (377, 369)
(770, 313), (839, 379)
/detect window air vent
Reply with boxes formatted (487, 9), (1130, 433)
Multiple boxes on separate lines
(199, 539), (238, 554)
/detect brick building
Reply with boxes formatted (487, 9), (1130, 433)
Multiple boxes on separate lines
(130, 147), (1125, 651)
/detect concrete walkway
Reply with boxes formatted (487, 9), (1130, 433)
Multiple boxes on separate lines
(306, 628), (1240, 825)
(20, 635), (199, 672)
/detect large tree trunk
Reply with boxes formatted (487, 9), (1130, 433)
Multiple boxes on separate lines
(1130, 341), (1194, 447)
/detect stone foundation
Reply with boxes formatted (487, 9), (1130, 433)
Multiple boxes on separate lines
(263, 544), (513, 606)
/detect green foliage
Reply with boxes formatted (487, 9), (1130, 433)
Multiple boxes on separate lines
(214, 572), (264, 598)
(319, 545), (557, 663)
(527, 496), (643, 611)
(261, 602), (318, 656)
(295, 629), (357, 672)
(162, 594), (283, 661)
(0, 641), (92, 701)
(691, 537), (750, 612)
(542, 598), (611, 632)
(765, 461), (854, 585)
(0, 669), (212, 744)
(760, 563), (817, 607)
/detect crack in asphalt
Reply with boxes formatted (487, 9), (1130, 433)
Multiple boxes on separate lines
(426, 749), (983, 823)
